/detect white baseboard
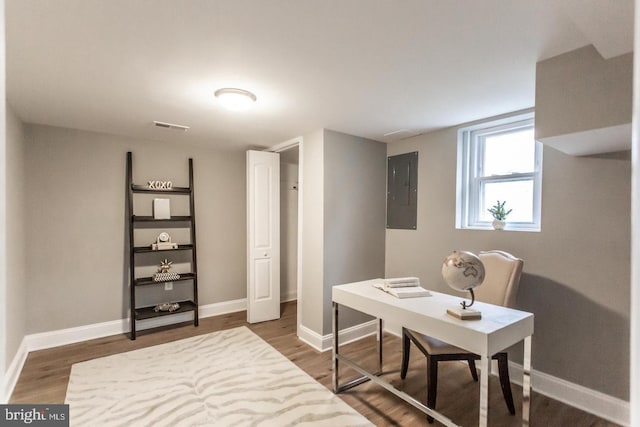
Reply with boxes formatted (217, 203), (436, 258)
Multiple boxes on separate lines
(297, 324), (324, 350)
(25, 318), (127, 352)
(24, 299), (247, 352)
(281, 291), (298, 303)
(198, 298), (247, 319)
(1, 338), (28, 404)
(2, 298), (247, 402)
(506, 361), (629, 426)
(297, 320), (378, 352)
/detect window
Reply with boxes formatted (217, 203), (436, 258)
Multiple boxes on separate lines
(456, 111), (542, 231)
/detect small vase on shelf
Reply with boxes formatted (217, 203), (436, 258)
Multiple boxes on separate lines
(492, 219), (505, 230)
(488, 200), (511, 231)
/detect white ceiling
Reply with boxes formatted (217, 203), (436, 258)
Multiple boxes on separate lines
(6, 0), (634, 151)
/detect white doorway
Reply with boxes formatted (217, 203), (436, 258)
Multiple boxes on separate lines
(279, 146), (299, 303)
(268, 137), (304, 337)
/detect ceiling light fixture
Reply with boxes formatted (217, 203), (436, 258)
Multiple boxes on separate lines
(214, 88), (257, 111)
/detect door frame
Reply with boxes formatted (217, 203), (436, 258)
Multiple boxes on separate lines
(266, 136), (304, 338)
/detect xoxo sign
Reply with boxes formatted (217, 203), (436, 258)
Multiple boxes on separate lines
(148, 180), (173, 190)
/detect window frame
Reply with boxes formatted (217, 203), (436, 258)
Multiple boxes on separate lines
(456, 111), (542, 232)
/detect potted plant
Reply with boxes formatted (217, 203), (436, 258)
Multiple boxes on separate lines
(488, 200), (512, 230)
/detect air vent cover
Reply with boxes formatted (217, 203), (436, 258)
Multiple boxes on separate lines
(382, 129), (421, 142)
(153, 121), (190, 131)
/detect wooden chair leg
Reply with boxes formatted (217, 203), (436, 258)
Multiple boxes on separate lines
(467, 359), (479, 381)
(401, 328), (411, 379)
(426, 356), (438, 424)
(496, 353), (516, 415)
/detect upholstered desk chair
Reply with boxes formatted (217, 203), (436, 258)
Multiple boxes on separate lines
(400, 250), (524, 423)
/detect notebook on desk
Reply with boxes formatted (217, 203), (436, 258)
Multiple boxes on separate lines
(373, 280), (431, 298)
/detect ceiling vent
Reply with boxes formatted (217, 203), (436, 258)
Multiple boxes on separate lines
(383, 129), (421, 142)
(153, 121), (190, 131)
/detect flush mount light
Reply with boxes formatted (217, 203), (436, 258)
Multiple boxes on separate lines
(214, 88), (257, 111)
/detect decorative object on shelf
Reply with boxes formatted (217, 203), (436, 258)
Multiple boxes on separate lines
(154, 302), (180, 312)
(151, 232), (179, 250)
(488, 200), (512, 230)
(148, 180), (173, 190)
(153, 272), (181, 282)
(442, 250), (485, 320)
(159, 258), (172, 272)
(153, 258), (180, 282)
(153, 198), (171, 220)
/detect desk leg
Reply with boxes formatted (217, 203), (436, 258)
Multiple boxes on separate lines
(479, 354), (490, 427)
(377, 318), (383, 373)
(522, 335), (532, 426)
(332, 302), (339, 393)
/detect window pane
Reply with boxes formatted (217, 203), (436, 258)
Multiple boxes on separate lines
(479, 180), (533, 222)
(481, 128), (535, 176)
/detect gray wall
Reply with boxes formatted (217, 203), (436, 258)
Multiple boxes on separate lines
(5, 105), (27, 370)
(386, 125), (630, 400)
(0, 5), (6, 387)
(536, 45), (632, 139)
(24, 124), (246, 333)
(300, 130), (324, 334)
(322, 130), (386, 334)
(630, 7), (640, 419)
(300, 129), (387, 336)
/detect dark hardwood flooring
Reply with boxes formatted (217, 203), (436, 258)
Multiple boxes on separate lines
(10, 302), (619, 426)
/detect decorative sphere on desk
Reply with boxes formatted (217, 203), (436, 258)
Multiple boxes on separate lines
(441, 250), (485, 292)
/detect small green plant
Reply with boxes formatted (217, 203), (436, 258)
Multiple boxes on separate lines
(488, 200), (512, 221)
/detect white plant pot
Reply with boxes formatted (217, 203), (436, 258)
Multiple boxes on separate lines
(492, 219), (505, 230)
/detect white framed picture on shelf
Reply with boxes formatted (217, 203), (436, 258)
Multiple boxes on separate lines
(153, 198), (170, 219)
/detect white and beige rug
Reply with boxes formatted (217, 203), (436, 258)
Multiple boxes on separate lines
(65, 326), (372, 427)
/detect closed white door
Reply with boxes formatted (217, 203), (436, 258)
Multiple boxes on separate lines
(246, 150), (281, 323)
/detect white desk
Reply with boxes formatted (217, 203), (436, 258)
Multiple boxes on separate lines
(332, 279), (534, 427)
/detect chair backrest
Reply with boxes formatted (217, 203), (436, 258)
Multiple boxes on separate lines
(474, 250), (523, 308)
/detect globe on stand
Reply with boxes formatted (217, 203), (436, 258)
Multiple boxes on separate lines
(441, 250), (485, 320)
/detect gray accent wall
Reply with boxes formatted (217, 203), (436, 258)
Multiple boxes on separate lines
(5, 105), (27, 373)
(300, 130), (324, 334)
(386, 125), (630, 400)
(536, 45), (632, 140)
(322, 130), (387, 334)
(300, 129), (386, 336)
(0, 8), (6, 390)
(24, 124), (246, 333)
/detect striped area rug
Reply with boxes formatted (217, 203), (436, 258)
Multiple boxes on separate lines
(65, 326), (372, 426)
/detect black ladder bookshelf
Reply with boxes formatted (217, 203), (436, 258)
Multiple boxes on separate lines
(126, 152), (199, 340)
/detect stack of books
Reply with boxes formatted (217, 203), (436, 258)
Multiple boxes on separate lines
(373, 277), (431, 298)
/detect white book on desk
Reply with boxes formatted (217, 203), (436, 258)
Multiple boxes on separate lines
(373, 282), (431, 298)
(384, 276), (421, 288)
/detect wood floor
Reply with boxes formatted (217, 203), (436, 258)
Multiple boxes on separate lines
(11, 301), (618, 426)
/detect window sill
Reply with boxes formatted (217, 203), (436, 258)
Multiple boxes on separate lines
(457, 225), (541, 233)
